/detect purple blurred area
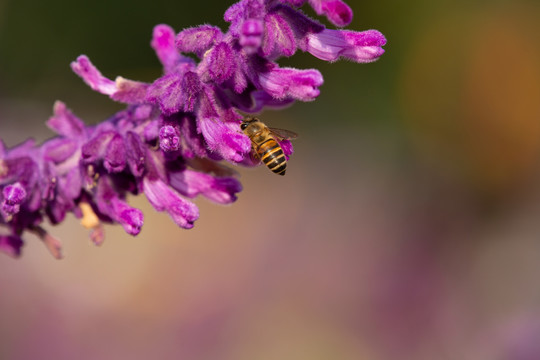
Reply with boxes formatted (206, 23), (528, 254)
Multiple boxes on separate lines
(2, 1), (540, 359)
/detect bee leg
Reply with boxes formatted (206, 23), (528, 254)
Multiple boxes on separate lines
(249, 144), (261, 163)
(249, 152), (260, 164)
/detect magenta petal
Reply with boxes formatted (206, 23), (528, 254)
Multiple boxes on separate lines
(146, 73), (184, 115)
(47, 101), (86, 138)
(198, 116), (251, 162)
(81, 131), (115, 163)
(111, 77), (149, 104)
(176, 25), (223, 56)
(125, 131), (146, 177)
(308, 0), (353, 27)
(111, 198), (143, 235)
(104, 133), (126, 173)
(42, 138), (78, 164)
(181, 71), (202, 112)
(303, 29), (386, 62)
(279, 139), (294, 159)
(70, 55), (116, 95)
(95, 178), (143, 235)
(262, 13), (297, 58)
(259, 66), (323, 101)
(58, 166), (82, 201)
(151, 24), (183, 72)
(169, 169), (242, 204)
(196, 89), (251, 162)
(177, 114), (208, 158)
(207, 42), (236, 84)
(143, 177), (199, 229)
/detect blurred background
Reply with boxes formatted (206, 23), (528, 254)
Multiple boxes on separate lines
(2, 0), (540, 359)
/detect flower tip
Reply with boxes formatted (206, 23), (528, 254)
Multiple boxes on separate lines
(323, 0), (354, 27)
(71, 55), (116, 95)
(69, 55), (91, 77)
(364, 29), (387, 47)
(120, 208), (144, 236)
(52, 100), (66, 113)
(152, 24), (176, 43)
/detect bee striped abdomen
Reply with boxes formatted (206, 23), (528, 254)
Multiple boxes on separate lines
(258, 138), (287, 175)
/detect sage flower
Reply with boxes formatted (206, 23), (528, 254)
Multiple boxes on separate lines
(0, 0), (385, 258)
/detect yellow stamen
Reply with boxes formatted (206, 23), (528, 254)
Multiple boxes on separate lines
(79, 202), (100, 229)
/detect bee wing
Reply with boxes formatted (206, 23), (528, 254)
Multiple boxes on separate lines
(268, 127), (299, 141)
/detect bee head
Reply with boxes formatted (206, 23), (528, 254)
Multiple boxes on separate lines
(240, 117), (260, 131)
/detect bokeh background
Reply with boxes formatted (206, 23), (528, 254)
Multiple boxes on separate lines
(2, 0), (540, 359)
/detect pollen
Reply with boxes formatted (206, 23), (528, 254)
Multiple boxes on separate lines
(79, 202), (100, 229)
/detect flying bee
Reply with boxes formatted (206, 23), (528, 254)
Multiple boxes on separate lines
(241, 117), (298, 176)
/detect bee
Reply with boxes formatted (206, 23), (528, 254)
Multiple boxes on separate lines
(240, 117), (298, 176)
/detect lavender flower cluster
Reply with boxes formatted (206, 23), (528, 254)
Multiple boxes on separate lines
(0, 0), (386, 259)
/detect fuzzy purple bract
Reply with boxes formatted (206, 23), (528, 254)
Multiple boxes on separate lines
(0, 0), (385, 258)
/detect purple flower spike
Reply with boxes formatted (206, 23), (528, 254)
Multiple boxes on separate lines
(302, 29), (386, 62)
(1, 0), (385, 258)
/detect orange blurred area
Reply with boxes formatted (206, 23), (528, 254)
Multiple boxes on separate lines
(2, 1), (540, 360)
(399, 3), (540, 198)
